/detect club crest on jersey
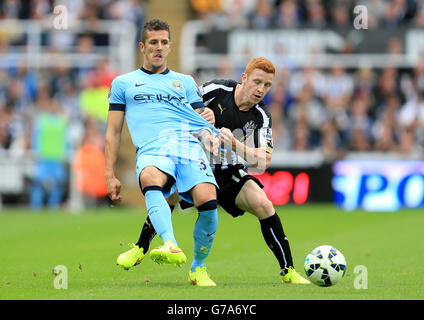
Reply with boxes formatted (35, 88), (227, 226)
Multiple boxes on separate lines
(243, 120), (257, 131)
(172, 81), (183, 90)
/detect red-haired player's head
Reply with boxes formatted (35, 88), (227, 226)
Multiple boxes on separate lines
(235, 57), (276, 109)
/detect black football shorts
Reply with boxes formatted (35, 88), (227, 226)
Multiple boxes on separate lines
(180, 164), (264, 217)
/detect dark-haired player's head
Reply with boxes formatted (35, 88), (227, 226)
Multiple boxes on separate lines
(139, 19), (171, 73)
(239, 57), (275, 106)
(141, 19), (171, 44)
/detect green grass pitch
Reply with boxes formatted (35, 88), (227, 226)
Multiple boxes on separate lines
(0, 204), (423, 300)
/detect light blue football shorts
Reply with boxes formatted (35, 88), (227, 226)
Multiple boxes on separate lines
(135, 149), (217, 204)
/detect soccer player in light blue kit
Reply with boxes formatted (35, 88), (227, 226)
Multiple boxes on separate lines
(105, 19), (218, 286)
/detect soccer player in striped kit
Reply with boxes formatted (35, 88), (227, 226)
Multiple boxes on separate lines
(119, 57), (310, 284)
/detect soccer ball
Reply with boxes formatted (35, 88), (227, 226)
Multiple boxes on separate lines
(304, 245), (347, 287)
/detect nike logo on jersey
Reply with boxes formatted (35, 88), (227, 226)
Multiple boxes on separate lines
(135, 83), (145, 87)
(217, 104), (226, 114)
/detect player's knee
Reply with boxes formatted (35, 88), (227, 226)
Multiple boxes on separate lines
(197, 199), (218, 212)
(139, 167), (164, 188)
(253, 196), (274, 218)
(192, 183), (217, 207)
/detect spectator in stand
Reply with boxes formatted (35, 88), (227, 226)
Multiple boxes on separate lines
(412, 58), (424, 92)
(29, 0), (51, 20)
(387, 37), (404, 55)
(372, 93), (401, 152)
(354, 66), (376, 105)
(347, 96), (373, 151)
(107, 0), (147, 25)
(348, 126), (371, 151)
(397, 88), (424, 148)
(73, 117), (109, 207)
(106, 0), (148, 42)
(221, 0), (256, 28)
(49, 58), (75, 99)
(0, 103), (12, 150)
(215, 56), (239, 80)
(73, 34), (96, 83)
(248, 0), (274, 29)
(288, 64), (325, 100)
(272, 0), (303, 28)
(304, 0), (326, 28)
(267, 76), (291, 150)
(413, 0), (424, 26)
(0, 95), (29, 156)
(82, 57), (118, 89)
(29, 84), (69, 210)
(322, 62), (354, 114)
(190, 0), (223, 20)
(321, 118), (345, 160)
(292, 119), (310, 150)
(288, 82), (327, 147)
(397, 128), (419, 154)
(372, 66), (402, 111)
(382, 0), (416, 28)
(329, 3), (351, 28)
(79, 57), (118, 130)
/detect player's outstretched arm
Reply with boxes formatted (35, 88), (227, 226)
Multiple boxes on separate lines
(219, 127), (271, 170)
(105, 111), (125, 201)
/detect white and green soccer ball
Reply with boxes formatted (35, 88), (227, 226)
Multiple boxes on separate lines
(304, 245), (347, 287)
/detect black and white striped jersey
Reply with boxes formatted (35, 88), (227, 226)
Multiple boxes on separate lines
(200, 79), (274, 169)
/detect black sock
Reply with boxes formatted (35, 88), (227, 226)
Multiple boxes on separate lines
(259, 213), (294, 275)
(136, 205), (175, 253)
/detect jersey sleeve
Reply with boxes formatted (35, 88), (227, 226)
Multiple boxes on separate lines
(256, 106), (274, 154)
(258, 127), (274, 153)
(108, 77), (126, 111)
(201, 79), (236, 107)
(184, 75), (204, 110)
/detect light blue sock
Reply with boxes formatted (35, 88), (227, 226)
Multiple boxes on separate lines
(191, 201), (218, 272)
(144, 187), (177, 246)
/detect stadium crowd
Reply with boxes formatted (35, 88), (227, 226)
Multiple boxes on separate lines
(262, 61), (424, 158)
(0, 0), (147, 206)
(190, 0), (422, 29)
(0, 0), (423, 207)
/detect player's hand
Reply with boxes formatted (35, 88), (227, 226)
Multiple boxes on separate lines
(203, 134), (219, 156)
(106, 176), (122, 202)
(218, 127), (234, 149)
(200, 107), (215, 125)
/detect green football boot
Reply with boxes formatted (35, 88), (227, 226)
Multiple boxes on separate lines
(189, 266), (216, 287)
(149, 240), (187, 266)
(282, 267), (311, 284)
(116, 244), (145, 270)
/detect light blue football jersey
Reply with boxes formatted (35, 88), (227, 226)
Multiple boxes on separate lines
(108, 67), (216, 159)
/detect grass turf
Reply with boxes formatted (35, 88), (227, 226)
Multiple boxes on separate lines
(0, 204), (423, 300)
